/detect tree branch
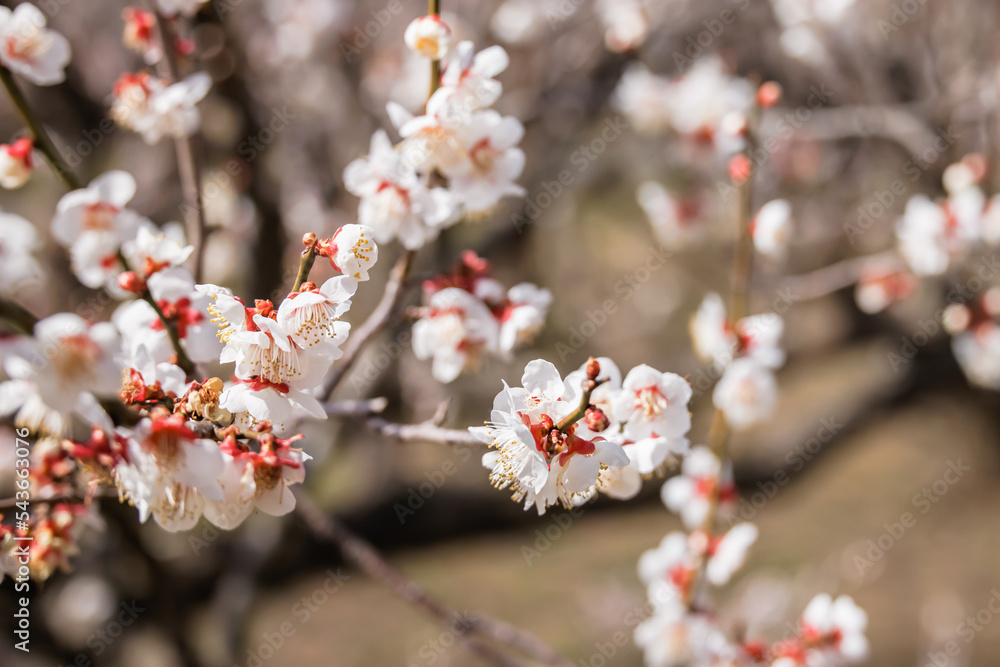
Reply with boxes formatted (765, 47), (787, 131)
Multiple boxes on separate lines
(293, 490), (535, 667)
(148, 5), (208, 282)
(317, 250), (416, 398)
(0, 65), (81, 190)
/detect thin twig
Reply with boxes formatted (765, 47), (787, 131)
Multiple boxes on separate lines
(317, 249), (416, 398)
(293, 491), (530, 667)
(778, 250), (904, 301)
(291, 246), (318, 294)
(148, 5), (208, 282)
(363, 415), (482, 446)
(0, 65), (81, 189)
(0, 298), (38, 335)
(141, 291), (196, 375)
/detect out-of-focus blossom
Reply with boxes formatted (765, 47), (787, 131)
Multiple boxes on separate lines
(596, 0), (649, 53)
(637, 181), (705, 249)
(0, 209), (41, 294)
(404, 15), (451, 60)
(661, 445), (736, 530)
(752, 199), (793, 261)
(112, 71), (212, 145)
(0, 138), (33, 189)
(0, 4), (71, 86)
(713, 357), (778, 429)
(413, 287), (500, 383)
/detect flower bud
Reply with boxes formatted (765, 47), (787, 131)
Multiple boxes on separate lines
(586, 356), (601, 381)
(0, 138), (33, 189)
(404, 15), (451, 60)
(584, 407), (610, 432)
(116, 271), (146, 294)
(756, 81), (782, 108)
(728, 154), (752, 185)
(302, 231), (317, 248)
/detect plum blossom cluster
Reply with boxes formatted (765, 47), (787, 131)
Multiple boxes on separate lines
(635, 444), (869, 666)
(895, 154), (1000, 276)
(346, 20), (525, 248)
(613, 57), (753, 156)
(411, 251), (551, 383)
(471, 356), (693, 514)
(691, 294), (785, 429)
(110, 7), (210, 144)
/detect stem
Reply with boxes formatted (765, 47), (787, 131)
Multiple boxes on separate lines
(684, 106), (760, 609)
(148, 5), (208, 283)
(317, 249), (416, 398)
(0, 298), (38, 335)
(554, 377), (606, 432)
(294, 491), (531, 667)
(428, 0), (441, 99)
(0, 66), (81, 190)
(142, 291), (196, 376)
(291, 247), (318, 293)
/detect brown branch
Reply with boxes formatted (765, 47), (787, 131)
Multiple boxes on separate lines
(317, 249), (416, 398)
(293, 490), (533, 667)
(779, 250), (904, 301)
(0, 65), (81, 190)
(148, 5), (208, 283)
(0, 297), (38, 335)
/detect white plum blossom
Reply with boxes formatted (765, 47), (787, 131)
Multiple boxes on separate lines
(704, 522), (758, 585)
(344, 129), (456, 249)
(121, 222), (192, 277)
(799, 594), (870, 663)
(713, 357), (778, 429)
(51, 171), (150, 290)
(203, 434), (310, 528)
(596, 0), (650, 53)
(951, 322), (1000, 391)
(471, 360), (629, 515)
(404, 15), (451, 60)
(113, 267), (220, 366)
(0, 209), (41, 294)
(690, 293), (736, 366)
(612, 63), (673, 134)
(435, 40), (509, 111)
(752, 199), (793, 261)
(0, 314), (120, 434)
(324, 223), (378, 281)
(633, 607), (736, 667)
(661, 445), (736, 530)
(442, 110), (526, 214)
(612, 364), (692, 442)
(114, 413), (224, 532)
(637, 181), (705, 249)
(112, 72), (212, 144)
(412, 287), (500, 383)
(0, 138), (33, 188)
(497, 283), (552, 355)
(0, 4), (71, 86)
(895, 194), (975, 276)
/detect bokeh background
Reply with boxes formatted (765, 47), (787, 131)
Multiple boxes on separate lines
(2, 0), (1000, 665)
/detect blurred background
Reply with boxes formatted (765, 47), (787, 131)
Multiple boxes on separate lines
(1, 0), (1000, 665)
